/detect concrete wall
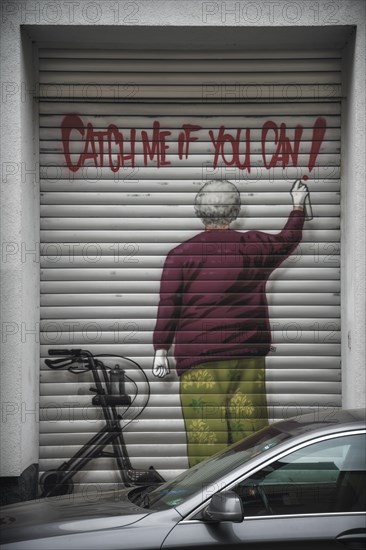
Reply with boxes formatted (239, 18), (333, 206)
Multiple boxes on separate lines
(1, 25), (40, 476)
(1, 0), (365, 477)
(341, 27), (366, 409)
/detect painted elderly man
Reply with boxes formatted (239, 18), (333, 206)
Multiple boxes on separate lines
(152, 180), (308, 467)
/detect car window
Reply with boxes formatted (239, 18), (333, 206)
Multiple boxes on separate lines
(232, 433), (365, 517)
(133, 425), (291, 510)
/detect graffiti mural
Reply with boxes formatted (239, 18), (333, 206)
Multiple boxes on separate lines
(40, 93), (340, 488)
(56, 114), (326, 467)
(152, 179), (308, 466)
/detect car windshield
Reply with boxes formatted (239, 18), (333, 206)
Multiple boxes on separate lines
(132, 425), (291, 511)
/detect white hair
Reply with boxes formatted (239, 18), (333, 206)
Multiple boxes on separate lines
(194, 180), (241, 227)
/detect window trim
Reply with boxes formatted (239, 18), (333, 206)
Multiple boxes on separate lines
(183, 429), (366, 522)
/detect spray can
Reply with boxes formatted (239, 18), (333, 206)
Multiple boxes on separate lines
(304, 193), (313, 221)
(109, 364), (126, 395)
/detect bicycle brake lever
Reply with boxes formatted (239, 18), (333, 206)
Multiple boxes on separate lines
(68, 365), (90, 374)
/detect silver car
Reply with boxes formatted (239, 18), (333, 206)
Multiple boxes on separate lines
(1, 408), (365, 549)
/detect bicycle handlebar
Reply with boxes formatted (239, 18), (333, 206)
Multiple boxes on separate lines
(48, 349), (83, 356)
(46, 349), (91, 370)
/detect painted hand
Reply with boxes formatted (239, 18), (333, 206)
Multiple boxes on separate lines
(291, 179), (309, 209)
(152, 350), (170, 378)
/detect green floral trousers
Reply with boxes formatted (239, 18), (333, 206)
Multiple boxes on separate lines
(180, 357), (269, 467)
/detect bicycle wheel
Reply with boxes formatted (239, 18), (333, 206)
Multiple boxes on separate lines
(39, 470), (74, 497)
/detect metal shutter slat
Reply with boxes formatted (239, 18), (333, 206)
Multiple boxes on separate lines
(38, 103), (341, 115)
(40, 279), (340, 293)
(40, 179), (341, 193)
(38, 58), (342, 72)
(39, 49), (342, 60)
(39, 71), (342, 86)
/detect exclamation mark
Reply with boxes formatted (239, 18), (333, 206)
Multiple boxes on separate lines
(302, 116), (327, 181)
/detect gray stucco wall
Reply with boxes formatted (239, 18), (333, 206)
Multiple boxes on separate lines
(1, 0), (365, 477)
(1, 25), (40, 476)
(341, 28), (366, 409)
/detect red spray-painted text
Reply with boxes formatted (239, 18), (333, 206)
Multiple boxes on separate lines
(61, 115), (326, 176)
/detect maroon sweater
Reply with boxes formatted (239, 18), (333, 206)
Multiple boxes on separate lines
(153, 210), (304, 376)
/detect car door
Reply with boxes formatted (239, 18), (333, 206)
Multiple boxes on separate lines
(162, 431), (366, 550)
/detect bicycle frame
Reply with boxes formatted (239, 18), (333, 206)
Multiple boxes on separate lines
(40, 349), (164, 498)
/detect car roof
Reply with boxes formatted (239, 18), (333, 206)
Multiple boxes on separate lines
(271, 408), (366, 439)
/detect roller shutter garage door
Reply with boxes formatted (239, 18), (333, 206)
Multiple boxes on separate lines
(39, 48), (342, 491)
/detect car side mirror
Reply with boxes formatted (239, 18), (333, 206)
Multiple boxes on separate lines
(203, 491), (244, 523)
